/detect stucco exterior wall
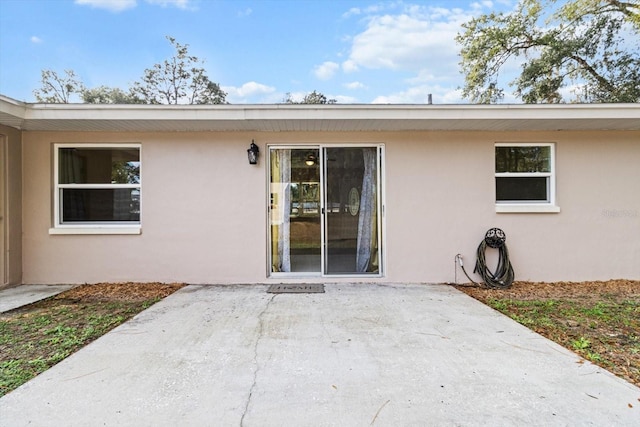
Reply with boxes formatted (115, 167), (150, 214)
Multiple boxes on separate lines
(0, 124), (23, 287)
(384, 130), (640, 283)
(20, 130), (640, 284)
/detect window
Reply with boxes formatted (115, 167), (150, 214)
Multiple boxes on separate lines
(495, 143), (559, 213)
(51, 144), (141, 234)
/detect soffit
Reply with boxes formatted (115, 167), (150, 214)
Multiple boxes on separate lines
(1, 96), (639, 132)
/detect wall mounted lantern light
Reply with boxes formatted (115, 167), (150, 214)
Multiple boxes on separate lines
(247, 140), (259, 165)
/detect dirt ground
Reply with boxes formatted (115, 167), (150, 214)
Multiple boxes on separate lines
(456, 279), (639, 301)
(57, 282), (185, 302)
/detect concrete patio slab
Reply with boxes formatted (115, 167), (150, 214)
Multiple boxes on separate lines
(1, 283), (638, 426)
(0, 284), (75, 313)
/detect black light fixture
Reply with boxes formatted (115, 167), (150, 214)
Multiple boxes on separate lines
(247, 140), (259, 165)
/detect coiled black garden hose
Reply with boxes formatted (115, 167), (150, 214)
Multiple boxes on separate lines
(456, 228), (515, 289)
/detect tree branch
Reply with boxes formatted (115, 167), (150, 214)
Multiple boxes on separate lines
(569, 54), (616, 92)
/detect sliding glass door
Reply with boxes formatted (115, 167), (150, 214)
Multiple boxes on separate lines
(270, 148), (321, 273)
(269, 145), (382, 276)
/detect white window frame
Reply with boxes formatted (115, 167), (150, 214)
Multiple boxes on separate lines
(49, 143), (142, 235)
(495, 142), (560, 213)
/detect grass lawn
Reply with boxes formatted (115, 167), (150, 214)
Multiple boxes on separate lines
(0, 282), (184, 397)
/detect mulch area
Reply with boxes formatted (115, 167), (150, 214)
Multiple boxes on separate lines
(55, 282), (186, 302)
(456, 279), (639, 301)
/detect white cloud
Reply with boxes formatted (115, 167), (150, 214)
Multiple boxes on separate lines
(471, 1), (494, 10)
(342, 7), (362, 18)
(30, 36), (43, 43)
(371, 84), (464, 104)
(313, 61), (339, 80)
(145, 0), (191, 8)
(74, 0), (137, 12)
(342, 60), (359, 73)
(280, 91), (306, 103)
(558, 83), (587, 102)
(344, 81), (366, 90)
(342, 3), (392, 19)
(237, 7), (252, 17)
(222, 81), (276, 102)
(345, 6), (474, 73)
(333, 94), (359, 103)
(75, 0), (192, 12)
(338, 2), (509, 104)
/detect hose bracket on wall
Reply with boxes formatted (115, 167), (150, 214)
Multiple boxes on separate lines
(455, 228), (515, 289)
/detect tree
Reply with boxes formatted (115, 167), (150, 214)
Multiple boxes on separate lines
(33, 69), (85, 103)
(456, 0), (640, 103)
(112, 161), (140, 184)
(32, 37), (227, 105)
(130, 36), (227, 104)
(81, 86), (142, 104)
(283, 90), (337, 104)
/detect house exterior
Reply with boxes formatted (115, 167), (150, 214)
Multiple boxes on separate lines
(1, 95), (638, 287)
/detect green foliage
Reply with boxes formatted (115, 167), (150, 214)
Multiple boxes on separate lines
(0, 359), (36, 393)
(572, 336), (591, 350)
(283, 90), (337, 104)
(33, 36), (227, 105)
(130, 36), (227, 105)
(456, 0), (640, 103)
(586, 351), (603, 362)
(111, 161), (140, 184)
(33, 69), (85, 103)
(81, 86), (142, 104)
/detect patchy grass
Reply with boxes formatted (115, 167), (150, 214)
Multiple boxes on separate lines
(0, 282), (184, 397)
(457, 279), (640, 387)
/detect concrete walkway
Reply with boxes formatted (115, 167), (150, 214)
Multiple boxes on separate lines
(1, 283), (638, 426)
(0, 284), (75, 313)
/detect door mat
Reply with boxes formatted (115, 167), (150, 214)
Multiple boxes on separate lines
(267, 284), (325, 294)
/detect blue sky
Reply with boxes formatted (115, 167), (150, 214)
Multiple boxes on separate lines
(0, 0), (518, 104)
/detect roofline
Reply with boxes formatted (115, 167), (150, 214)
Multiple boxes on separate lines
(1, 94), (639, 132)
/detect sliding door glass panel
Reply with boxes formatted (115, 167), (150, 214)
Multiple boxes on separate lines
(324, 147), (379, 274)
(270, 148), (321, 273)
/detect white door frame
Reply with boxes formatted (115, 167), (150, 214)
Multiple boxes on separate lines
(267, 143), (385, 278)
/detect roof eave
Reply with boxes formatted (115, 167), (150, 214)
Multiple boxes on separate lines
(1, 96), (639, 132)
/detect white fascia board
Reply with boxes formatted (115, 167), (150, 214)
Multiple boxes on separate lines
(0, 96), (28, 129)
(1, 94), (639, 131)
(19, 103), (640, 122)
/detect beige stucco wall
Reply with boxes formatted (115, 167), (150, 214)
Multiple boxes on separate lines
(20, 129), (640, 285)
(0, 124), (23, 287)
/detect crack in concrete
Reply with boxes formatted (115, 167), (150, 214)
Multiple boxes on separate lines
(240, 294), (276, 427)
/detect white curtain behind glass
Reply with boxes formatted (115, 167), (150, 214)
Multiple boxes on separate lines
(275, 149), (291, 272)
(356, 148), (377, 272)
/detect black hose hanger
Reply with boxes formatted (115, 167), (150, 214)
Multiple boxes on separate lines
(456, 228), (515, 289)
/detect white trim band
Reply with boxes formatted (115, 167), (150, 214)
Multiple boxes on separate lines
(49, 227), (141, 235)
(496, 204), (561, 213)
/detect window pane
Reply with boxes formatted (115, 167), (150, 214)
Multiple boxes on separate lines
(496, 177), (548, 202)
(495, 146), (550, 173)
(61, 188), (140, 222)
(59, 147), (140, 184)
